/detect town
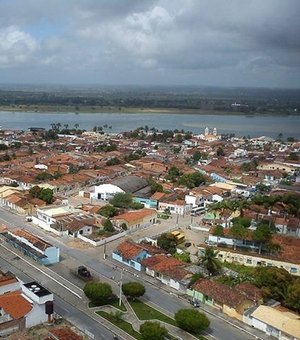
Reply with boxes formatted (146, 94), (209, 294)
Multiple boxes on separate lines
(0, 123), (299, 340)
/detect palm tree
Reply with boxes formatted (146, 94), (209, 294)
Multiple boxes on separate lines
(74, 123), (79, 129)
(200, 247), (222, 276)
(63, 123), (69, 130)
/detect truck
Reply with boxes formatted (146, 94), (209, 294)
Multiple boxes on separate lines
(71, 266), (92, 281)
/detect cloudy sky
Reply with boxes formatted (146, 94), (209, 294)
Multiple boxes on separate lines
(0, 0), (299, 88)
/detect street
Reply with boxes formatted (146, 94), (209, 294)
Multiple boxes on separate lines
(0, 206), (266, 340)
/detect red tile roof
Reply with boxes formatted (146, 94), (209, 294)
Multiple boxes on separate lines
(193, 278), (249, 308)
(235, 282), (263, 302)
(0, 291), (32, 319)
(142, 255), (185, 272)
(48, 327), (83, 340)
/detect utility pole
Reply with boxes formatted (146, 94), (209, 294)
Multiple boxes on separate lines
(103, 240), (107, 260)
(119, 270), (123, 307)
(176, 213), (179, 226)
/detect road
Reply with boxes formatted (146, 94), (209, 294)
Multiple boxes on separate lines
(0, 207), (265, 340)
(0, 252), (114, 340)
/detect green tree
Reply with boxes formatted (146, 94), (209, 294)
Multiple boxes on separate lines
(192, 151), (202, 162)
(252, 221), (275, 254)
(110, 193), (133, 209)
(285, 279), (300, 313)
(229, 224), (247, 250)
(106, 157), (121, 166)
(98, 205), (117, 218)
(103, 219), (114, 232)
(130, 201), (144, 210)
(122, 282), (145, 299)
(174, 252), (191, 263)
(157, 233), (177, 254)
(175, 309), (210, 334)
(216, 147), (225, 156)
(140, 321), (168, 340)
(231, 217), (251, 228)
(84, 282), (113, 306)
(212, 225), (224, 237)
(39, 188), (54, 204)
(200, 247), (222, 276)
(255, 267), (293, 302)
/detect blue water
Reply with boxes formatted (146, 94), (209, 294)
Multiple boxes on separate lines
(0, 111), (299, 138)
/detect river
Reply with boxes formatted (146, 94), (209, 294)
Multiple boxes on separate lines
(0, 111), (299, 138)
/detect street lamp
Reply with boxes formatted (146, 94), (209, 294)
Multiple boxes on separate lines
(119, 270), (123, 307)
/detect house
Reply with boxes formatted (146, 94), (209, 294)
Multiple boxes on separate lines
(112, 240), (165, 271)
(0, 229), (60, 265)
(142, 255), (192, 291)
(0, 272), (54, 337)
(112, 209), (157, 231)
(188, 278), (253, 321)
(159, 199), (191, 216)
(92, 175), (150, 201)
(244, 305), (300, 340)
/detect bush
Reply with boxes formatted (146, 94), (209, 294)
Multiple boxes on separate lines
(175, 309), (210, 334)
(84, 282), (113, 306)
(140, 321), (168, 340)
(122, 282), (145, 299)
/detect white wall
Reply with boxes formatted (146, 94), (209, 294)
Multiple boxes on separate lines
(25, 303), (48, 328)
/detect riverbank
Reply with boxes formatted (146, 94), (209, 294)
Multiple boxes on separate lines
(0, 105), (298, 116)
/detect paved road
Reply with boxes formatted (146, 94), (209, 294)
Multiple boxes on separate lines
(0, 253), (115, 340)
(0, 207), (265, 340)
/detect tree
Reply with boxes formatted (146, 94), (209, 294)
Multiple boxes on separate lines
(140, 321), (168, 340)
(84, 282), (113, 306)
(122, 282), (145, 299)
(98, 205), (117, 218)
(229, 224), (247, 250)
(212, 225), (224, 237)
(285, 279), (300, 313)
(216, 147), (225, 156)
(288, 152), (299, 161)
(200, 247), (222, 276)
(103, 219), (114, 232)
(252, 221), (275, 254)
(39, 188), (54, 204)
(29, 185), (42, 198)
(130, 201), (144, 210)
(175, 309), (210, 334)
(192, 151), (202, 162)
(106, 157), (121, 166)
(255, 267), (293, 302)
(174, 252), (191, 263)
(157, 233), (177, 254)
(231, 217), (251, 228)
(110, 193), (133, 209)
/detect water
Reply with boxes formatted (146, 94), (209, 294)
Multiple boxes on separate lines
(0, 111), (299, 138)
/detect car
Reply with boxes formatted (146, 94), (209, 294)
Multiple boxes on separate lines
(25, 216), (32, 222)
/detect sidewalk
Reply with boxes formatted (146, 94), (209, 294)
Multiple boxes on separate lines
(108, 257), (269, 340)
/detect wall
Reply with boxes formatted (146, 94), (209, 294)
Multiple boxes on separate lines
(43, 247), (60, 265)
(77, 230), (127, 247)
(223, 305), (243, 321)
(25, 303), (48, 328)
(32, 216), (62, 236)
(112, 253), (143, 271)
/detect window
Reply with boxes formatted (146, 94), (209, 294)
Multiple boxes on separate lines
(290, 267), (298, 274)
(246, 259), (252, 264)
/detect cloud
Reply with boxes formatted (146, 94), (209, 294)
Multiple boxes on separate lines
(0, 26), (38, 68)
(0, 0), (299, 87)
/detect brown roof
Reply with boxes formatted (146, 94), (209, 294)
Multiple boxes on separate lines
(235, 282), (263, 302)
(12, 229), (52, 251)
(48, 327), (83, 340)
(142, 255), (185, 272)
(0, 270), (18, 287)
(0, 291), (32, 319)
(193, 278), (248, 308)
(113, 209), (157, 224)
(116, 240), (165, 260)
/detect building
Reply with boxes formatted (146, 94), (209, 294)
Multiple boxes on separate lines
(188, 278), (253, 321)
(112, 240), (165, 271)
(112, 208), (157, 231)
(92, 175), (150, 201)
(244, 305), (300, 339)
(0, 229), (60, 265)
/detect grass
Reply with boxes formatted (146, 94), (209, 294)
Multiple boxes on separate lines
(222, 262), (256, 277)
(88, 298), (127, 312)
(97, 311), (142, 340)
(128, 299), (177, 326)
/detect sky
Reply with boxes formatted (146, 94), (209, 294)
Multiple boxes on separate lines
(0, 0), (299, 88)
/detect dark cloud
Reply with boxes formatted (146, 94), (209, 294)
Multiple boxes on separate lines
(0, 0), (299, 87)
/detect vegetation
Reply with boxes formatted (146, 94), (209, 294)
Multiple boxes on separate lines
(106, 157), (121, 166)
(103, 219), (115, 232)
(98, 204), (117, 218)
(199, 247), (222, 276)
(97, 311), (142, 340)
(29, 185), (54, 204)
(157, 233), (178, 254)
(128, 299), (176, 326)
(175, 309), (210, 334)
(109, 193), (143, 210)
(84, 282), (113, 306)
(122, 282), (146, 299)
(140, 321), (168, 340)
(174, 252), (191, 263)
